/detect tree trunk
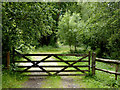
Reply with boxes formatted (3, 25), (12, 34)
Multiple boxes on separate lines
(74, 37), (77, 51)
(69, 43), (72, 51)
(75, 45), (77, 51)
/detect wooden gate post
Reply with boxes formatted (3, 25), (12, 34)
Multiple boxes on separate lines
(7, 51), (10, 70)
(92, 52), (96, 76)
(115, 64), (119, 80)
(88, 51), (91, 72)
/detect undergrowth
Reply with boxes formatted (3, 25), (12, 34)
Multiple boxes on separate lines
(2, 52), (29, 88)
(60, 51), (120, 88)
(2, 70), (28, 88)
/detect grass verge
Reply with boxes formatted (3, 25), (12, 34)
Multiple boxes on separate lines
(2, 70), (28, 88)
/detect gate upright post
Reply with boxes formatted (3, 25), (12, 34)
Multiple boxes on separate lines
(92, 52), (96, 76)
(115, 64), (119, 80)
(88, 51), (91, 72)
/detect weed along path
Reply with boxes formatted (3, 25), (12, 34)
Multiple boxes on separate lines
(22, 52), (86, 88)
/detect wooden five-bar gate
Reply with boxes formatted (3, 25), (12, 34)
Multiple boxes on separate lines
(5, 48), (119, 80)
(12, 49), (91, 76)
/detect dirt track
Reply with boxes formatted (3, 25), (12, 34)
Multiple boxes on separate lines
(21, 52), (85, 88)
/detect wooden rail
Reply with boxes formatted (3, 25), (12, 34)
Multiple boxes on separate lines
(14, 60), (89, 62)
(14, 53), (87, 56)
(17, 65), (90, 68)
(16, 70), (89, 72)
(95, 68), (120, 75)
(92, 53), (120, 80)
(96, 58), (120, 64)
(24, 74), (87, 76)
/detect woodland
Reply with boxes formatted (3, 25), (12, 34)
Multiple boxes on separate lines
(2, 2), (120, 88)
(2, 2), (120, 65)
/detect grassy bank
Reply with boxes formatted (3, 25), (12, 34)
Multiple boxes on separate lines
(2, 70), (28, 88)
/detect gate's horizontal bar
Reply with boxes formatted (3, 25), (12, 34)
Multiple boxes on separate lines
(17, 65), (90, 67)
(23, 74), (86, 76)
(15, 70), (89, 72)
(14, 54), (88, 56)
(14, 60), (89, 62)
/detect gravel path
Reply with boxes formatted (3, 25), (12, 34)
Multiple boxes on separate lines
(21, 52), (84, 88)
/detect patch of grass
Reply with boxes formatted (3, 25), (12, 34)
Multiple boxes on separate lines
(33, 45), (70, 53)
(83, 71), (120, 88)
(2, 70), (28, 88)
(40, 76), (62, 88)
(82, 59), (120, 88)
(31, 45), (86, 54)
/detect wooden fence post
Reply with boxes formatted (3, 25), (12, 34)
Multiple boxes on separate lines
(7, 51), (10, 70)
(88, 51), (91, 72)
(115, 64), (119, 80)
(92, 52), (96, 75)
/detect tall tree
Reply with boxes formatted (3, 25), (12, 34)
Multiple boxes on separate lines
(58, 11), (82, 51)
(2, 2), (58, 64)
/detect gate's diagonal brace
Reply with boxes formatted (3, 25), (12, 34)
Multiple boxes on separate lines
(23, 64), (52, 75)
(15, 51), (36, 72)
(69, 55), (89, 73)
(71, 55), (89, 66)
(35, 55), (52, 65)
(15, 50), (52, 75)
(37, 65), (52, 75)
(53, 55), (88, 75)
(32, 55), (52, 75)
(53, 55), (86, 74)
(15, 51), (34, 62)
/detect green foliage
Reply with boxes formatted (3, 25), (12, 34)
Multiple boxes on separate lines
(2, 2), (59, 65)
(58, 11), (82, 51)
(2, 63), (28, 88)
(2, 70), (28, 88)
(58, 2), (120, 59)
(84, 63), (120, 88)
(2, 2), (58, 50)
(79, 2), (120, 59)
